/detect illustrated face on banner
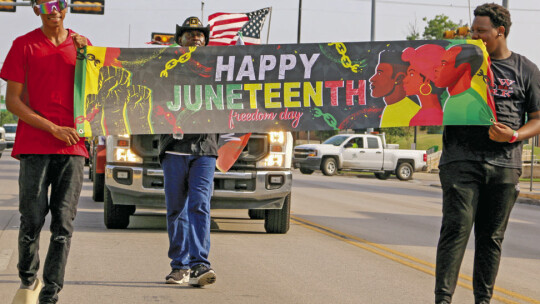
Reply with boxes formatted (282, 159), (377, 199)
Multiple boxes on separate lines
(401, 44), (445, 97)
(403, 68), (425, 96)
(369, 63), (397, 98)
(433, 47), (466, 89)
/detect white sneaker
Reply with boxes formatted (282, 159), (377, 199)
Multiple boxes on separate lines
(11, 278), (42, 304)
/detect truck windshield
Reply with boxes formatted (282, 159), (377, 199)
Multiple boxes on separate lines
(4, 125), (16, 133)
(323, 135), (349, 146)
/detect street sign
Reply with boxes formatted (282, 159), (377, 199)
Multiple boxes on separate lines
(0, 0), (16, 13)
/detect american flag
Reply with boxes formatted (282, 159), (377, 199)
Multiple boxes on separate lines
(208, 8), (271, 46)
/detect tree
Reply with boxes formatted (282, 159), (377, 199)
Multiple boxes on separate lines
(315, 130), (338, 142)
(0, 111), (17, 125)
(0, 95), (17, 125)
(408, 14), (465, 41)
(406, 19), (421, 41)
(383, 126), (413, 146)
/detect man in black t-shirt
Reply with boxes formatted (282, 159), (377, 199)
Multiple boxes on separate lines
(435, 3), (540, 304)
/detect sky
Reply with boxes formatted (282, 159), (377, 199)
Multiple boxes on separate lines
(1, 0), (539, 94)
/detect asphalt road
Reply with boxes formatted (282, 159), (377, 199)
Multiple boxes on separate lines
(1, 153), (539, 304)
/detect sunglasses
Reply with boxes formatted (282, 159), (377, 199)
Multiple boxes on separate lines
(34, 0), (67, 14)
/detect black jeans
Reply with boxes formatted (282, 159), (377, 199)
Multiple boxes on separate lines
(18, 155), (84, 304)
(435, 161), (520, 304)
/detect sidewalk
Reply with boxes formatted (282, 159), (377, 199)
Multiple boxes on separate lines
(414, 172), (540, 206)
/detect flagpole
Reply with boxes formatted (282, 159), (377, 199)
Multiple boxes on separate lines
(265, 7), (273, 44)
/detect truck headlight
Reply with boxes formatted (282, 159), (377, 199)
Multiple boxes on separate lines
(114, 147), (142, 163)
(307, 150), (318, 157)
(107, 135), (143, 164)
(260, 153), (284, 167)
(257, 131), (292, 169)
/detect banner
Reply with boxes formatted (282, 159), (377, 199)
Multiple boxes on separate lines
(74, 39), (496, 137)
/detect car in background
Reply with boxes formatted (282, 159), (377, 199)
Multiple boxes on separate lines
(0, 127), (6, 158)
(88, 135), (106, 202)
(84, 138), (91, 166)
(294, 133), (427, 180)
(3, 123), (17, 148)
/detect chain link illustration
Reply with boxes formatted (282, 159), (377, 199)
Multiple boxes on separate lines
(329, 43), (360, 73)
(160, 46), (197, 78)
(313, 108), (339, 130)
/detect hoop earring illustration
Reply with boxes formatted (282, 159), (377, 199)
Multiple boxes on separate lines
(420, 83), (432, 95)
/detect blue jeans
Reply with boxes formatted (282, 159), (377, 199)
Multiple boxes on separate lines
(18, 154), (84, 304)
(162, 154), (216, 270)
(436, 161), (520, 304)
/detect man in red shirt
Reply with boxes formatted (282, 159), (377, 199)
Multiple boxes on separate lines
(0, 0), (90, 303)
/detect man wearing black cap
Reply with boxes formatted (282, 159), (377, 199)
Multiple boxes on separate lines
(158, 16), (218, 287)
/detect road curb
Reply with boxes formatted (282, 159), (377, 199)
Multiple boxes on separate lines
(517, 192), (540, 206)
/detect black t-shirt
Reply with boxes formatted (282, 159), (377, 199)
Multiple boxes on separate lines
(158, 133), (219, 164)
(440, 52), (540, 169)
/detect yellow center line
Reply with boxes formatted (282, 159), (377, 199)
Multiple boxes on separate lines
(291, 215), (540, 304)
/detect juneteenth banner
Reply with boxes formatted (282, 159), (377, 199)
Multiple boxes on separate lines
(74, 39), (496, 137)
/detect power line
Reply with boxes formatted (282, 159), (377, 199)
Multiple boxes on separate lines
(348, 0), (540, 12)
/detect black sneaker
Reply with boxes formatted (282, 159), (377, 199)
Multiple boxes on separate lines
(189, 264), (216, 287)
(165, 268), (190, 284)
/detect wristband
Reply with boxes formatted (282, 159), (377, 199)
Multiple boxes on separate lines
(508, 130), (519, 143)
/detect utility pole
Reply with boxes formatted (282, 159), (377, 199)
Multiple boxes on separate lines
(201, 2), (205, 22)
(502, 0), (508, 8)
(297, 0), (302, 44)
(370, 0), (376, 41)
(298, 0), (305, 143)
(367, 0), (376, 135)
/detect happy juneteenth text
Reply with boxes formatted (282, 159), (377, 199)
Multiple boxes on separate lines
(166, 53), (367, 129)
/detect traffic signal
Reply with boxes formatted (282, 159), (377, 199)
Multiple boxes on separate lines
(443, 26), (470, 39)
(0, 0), (16, 13)
(70, 0), (104, 15)
(151, 33), (175, 45)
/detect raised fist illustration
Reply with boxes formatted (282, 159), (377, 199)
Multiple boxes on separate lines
(85, 66), (153, 135)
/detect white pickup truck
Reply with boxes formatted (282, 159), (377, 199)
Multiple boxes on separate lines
(293, 134), (427, 180)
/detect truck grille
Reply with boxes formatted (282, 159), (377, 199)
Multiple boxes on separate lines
(294, 148), (314, 159)
(130, 133), (269, 168)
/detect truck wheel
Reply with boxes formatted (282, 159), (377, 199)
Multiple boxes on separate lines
(89, 164), (93, 181)
(264, 194), (291, 234)
(396, 163), (413, 181)
(299, 168), (314, 175)
(92, 171), (104, 202)
(248, 209), (265, 220)
(321, 158), (337, 176)
(374, 171), (391, 180)
(104, 186), (135, 229)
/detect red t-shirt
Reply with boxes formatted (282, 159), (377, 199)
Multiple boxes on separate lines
(0, 28), (90, 158)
